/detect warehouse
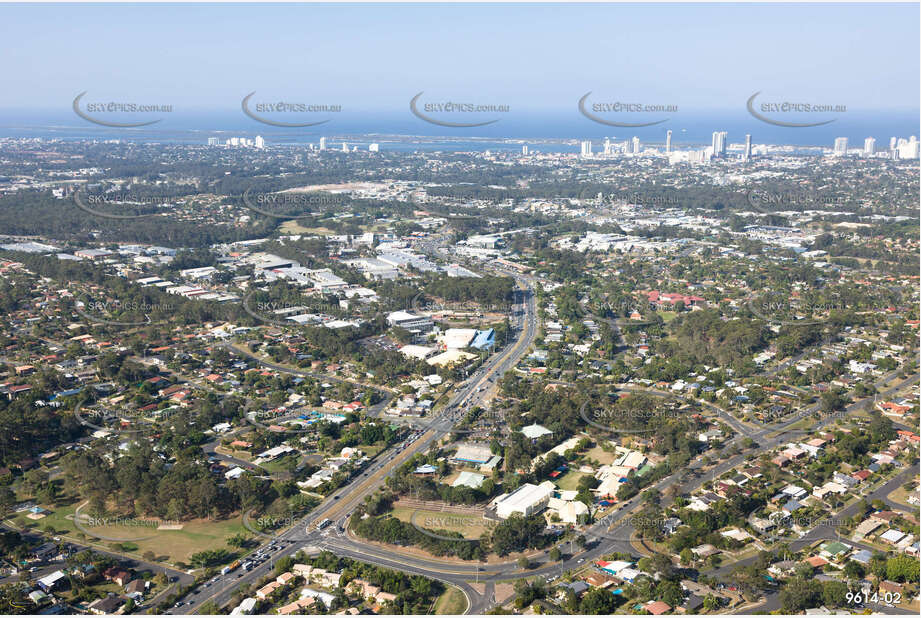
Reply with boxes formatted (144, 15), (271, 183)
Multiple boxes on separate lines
(495, 482), (553, 519)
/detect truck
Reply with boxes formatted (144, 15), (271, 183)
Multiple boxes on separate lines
(220, 560), (241, 576)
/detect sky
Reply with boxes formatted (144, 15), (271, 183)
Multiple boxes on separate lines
(1, 2), (918, 114)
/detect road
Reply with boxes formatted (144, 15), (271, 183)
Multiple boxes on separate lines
(180, 266), (917, 615)
(181, 273), (538, 614)
(285, 359), (920, 613)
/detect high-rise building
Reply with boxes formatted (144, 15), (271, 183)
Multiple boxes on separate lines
(743, 134), (752, 160)
(665, 130), (672, 153)
(623, 140), (630, 154)
(207, 137), (219, 146)
(833, 137), (848, 155)
(889, 137), (898, 150)
(369, 143), (380, 152)
(710, 131), (727, 157)
(342, 142), (349, 153)
(631, 136), (641, 154)
(254, 135), (265, 149)
(319, 137), (327, 150)
(896, 136), (920, 159)
(580, 140), (592, 157)
(603, 138), (611, 155)
(521, 145), (528, 155)
(863, 137), (875, 155)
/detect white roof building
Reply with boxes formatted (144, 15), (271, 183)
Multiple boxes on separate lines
(495, 483), (553, 519)
(442, 328), (477, 349)
(452, 471), (486, 489)
(521, 423), (552, 439)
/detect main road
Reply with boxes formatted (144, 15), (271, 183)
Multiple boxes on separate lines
(182, 273), (538, 614)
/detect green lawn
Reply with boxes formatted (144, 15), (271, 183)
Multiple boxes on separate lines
(433, 585), (468, 614)
(390, 506), (493, 540)
(7, 502), (250, 565)
(554, 470), (586, 491)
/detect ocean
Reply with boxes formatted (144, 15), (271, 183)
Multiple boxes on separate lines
(0, 109), (917, 151)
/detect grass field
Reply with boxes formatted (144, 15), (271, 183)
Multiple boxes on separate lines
(390, 506), (493, 540)
(582, 444), (616, 466)
(9, 502), (249, 564)
(887, 485), (917, 508)
(433, 585), (468, 614)
(279, 221), (336, 234)
(554, 470), (586, 491)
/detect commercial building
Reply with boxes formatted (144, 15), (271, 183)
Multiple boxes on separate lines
(495, 482), (553, 519)
(387, 310), (434, 332)
(453, 443), (494, 465)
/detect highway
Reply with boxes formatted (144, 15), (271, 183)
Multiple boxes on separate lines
(181, 273), (538, 614)
(181, 262), (917, 615)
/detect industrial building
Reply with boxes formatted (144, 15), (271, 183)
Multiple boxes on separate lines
(494, 482), (553, 519)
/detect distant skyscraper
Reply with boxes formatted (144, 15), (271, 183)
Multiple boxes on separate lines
(743, 134), (752, 160)
(342, 142), (349, 152)
(896, 136), (920, 159)
(580, 140), (592, 157)
(254, 135), (265, 149)
(631, 136), (640, 154)
(603, 138), (611, 155)
(665, 130), (672, 153)
(319, 137), (327, 150)
(833, 137), (848, 155)
(207, 137), (219, 146)
(889, 136), (898, 150)
(369, 143), (380, 152)
(521, 145), (528, 155)
(710, 131), (727, 157)
(863, 137), (875, 155)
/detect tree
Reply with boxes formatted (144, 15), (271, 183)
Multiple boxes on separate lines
(549, 547), (562, 562)
(780, 577), (822, 613)
(517, 556), (530, 570)
(886, 554), (919, 583)
(822, 581), (849, 608)
(579, 587), (618, 614)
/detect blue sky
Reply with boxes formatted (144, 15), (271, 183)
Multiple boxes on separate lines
(0, 2), (917, 113)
